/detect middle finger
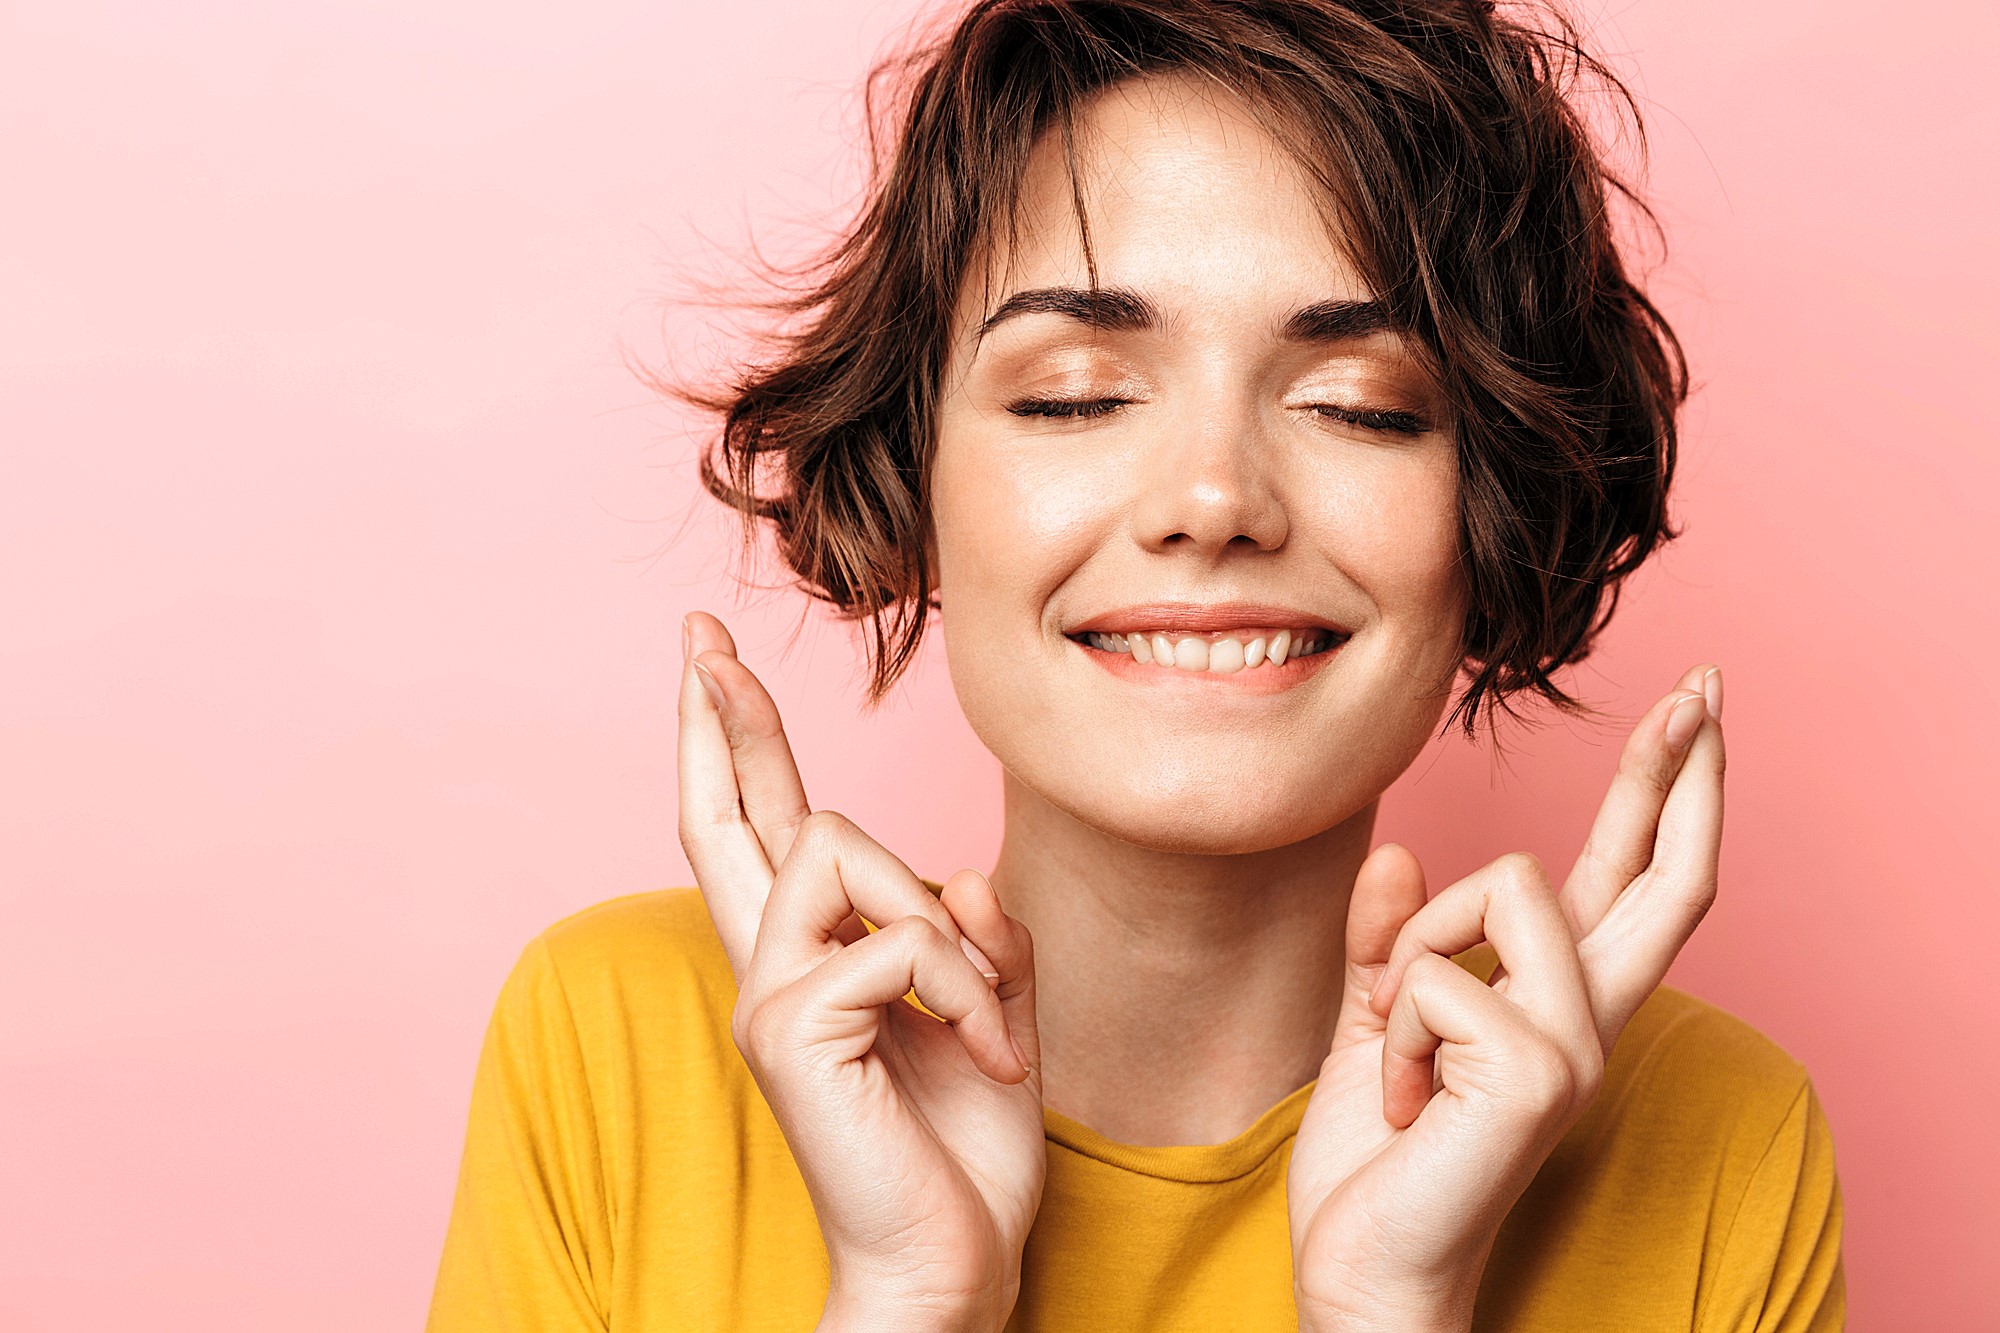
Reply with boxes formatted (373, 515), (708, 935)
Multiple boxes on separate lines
(747, 809), (978, 995)
(1368, 852), (1597, 1062)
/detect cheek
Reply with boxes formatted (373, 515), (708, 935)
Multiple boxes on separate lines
(1324, 450), (1466, 647)
(932, 425), (1113, 622)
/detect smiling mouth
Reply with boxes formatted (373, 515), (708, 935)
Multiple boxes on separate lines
(1065, 626), (1348, 675)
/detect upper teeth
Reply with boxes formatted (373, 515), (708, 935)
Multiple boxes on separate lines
(1077, 628), (1338, 673)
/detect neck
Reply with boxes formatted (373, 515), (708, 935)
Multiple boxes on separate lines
(988, 770), (1372, 1147)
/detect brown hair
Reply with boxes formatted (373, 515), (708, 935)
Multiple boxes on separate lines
(665, 0), (1686, 737)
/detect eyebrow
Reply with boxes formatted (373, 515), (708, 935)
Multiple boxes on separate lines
(973, 285), (1394, 344)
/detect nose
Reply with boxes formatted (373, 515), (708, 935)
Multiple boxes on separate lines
(1130, 389), (1289, 555)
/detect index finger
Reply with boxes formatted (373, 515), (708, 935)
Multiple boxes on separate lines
(677, 618), (779, 981)
(688, 616), (812, 870)
(1560, 663), (1719, 936)
(1577, 705), (1725, 1045)
(1369, 853), (1596, 1062)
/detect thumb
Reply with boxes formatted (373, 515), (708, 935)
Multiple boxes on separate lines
(1337, 842), (1427, 1038)
(939, 868), (1039, 1079)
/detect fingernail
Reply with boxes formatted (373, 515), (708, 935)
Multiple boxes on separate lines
(968, 867), (1002, 908)
(1702, 666), (1724, 721)
(681, 615), (691, 662)
(1666, 692), (1704, 751)
(959, 934), (999, 980)
(693, 659), (726, 713)
(1009, 1033), (1033, 1078)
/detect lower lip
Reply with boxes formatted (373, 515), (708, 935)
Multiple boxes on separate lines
(1069, 634), (1347, 694)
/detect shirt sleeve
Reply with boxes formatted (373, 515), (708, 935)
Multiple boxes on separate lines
(427, 934), (613, 1332)
(1700, 1077), (1847, 1333)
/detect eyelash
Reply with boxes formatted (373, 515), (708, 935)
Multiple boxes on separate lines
(1004, 397), (1430, 436)
(1007, 396), (1130, 420)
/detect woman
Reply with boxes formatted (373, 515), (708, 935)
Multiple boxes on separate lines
(429, 1), (1845, 1328)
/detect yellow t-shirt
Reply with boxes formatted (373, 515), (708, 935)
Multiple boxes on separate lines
(427, 887), (1845, 1331)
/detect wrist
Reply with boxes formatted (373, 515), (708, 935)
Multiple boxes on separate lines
(1294, 1270), (1480, 1333)
(818, 1285), (1004, 1333)
(1294, 1222), (1495, 1333)
(1294, 1298), (1472, 1333)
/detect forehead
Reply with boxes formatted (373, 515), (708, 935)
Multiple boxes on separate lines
(955, 72), (1371, 336)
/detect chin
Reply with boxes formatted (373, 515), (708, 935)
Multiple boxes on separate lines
(1033, 757), (1369, 856)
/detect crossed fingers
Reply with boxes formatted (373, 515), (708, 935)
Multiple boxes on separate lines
(675, 613), (1014, 1055)
(1367, 664), (1726, 1110)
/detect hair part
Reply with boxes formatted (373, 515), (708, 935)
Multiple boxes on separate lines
(659, 0), (1687, 738)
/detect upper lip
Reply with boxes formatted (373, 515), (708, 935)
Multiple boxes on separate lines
(1067, 601), (1353, 637)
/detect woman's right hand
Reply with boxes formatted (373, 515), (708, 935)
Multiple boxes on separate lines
(677, 612), (1046, 1333)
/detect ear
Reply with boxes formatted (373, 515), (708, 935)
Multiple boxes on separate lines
(923, 524), (943, 612)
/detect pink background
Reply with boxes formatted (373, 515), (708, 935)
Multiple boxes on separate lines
(2, 1), (1992, 1327)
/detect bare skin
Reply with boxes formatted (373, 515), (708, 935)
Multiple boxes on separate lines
(985, 782), (1369, 1144)
(678, 72), (1726, 1333)
(929, 75), (1465, 1145)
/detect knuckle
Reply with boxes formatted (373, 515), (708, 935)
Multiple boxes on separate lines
(1574, 1047), (1606, 1106)
(678, 791), (745, 841)
(716, 710), (751, 750)
(1495, 851), (1551, 896)
(678, 801), (726, 845)
(1520, 1038), (1577, 1108)
(793, 809), (850, 855)
(1619, 736), (1677, 793)
(1403, 951), (1454, 990)
(742, 704), (787, 744)
(883, 912), (948, 953)
(745, 988), (811, 1064)
(722, 701), (784, 752)
(729, 996), (768, 1058)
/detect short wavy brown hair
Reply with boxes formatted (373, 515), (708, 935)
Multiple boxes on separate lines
(667, 0), (1686, 737)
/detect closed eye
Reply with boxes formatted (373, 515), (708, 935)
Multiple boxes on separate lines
(1003, 397), (1429, 434)
(1005, 396), (1132, 419)
(1311, 403), (1431, 436)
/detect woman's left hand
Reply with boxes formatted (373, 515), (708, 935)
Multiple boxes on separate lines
(1287, 664), (1726, 1333)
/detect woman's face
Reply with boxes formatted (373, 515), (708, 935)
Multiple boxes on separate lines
(932, 74), (1468, 855)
